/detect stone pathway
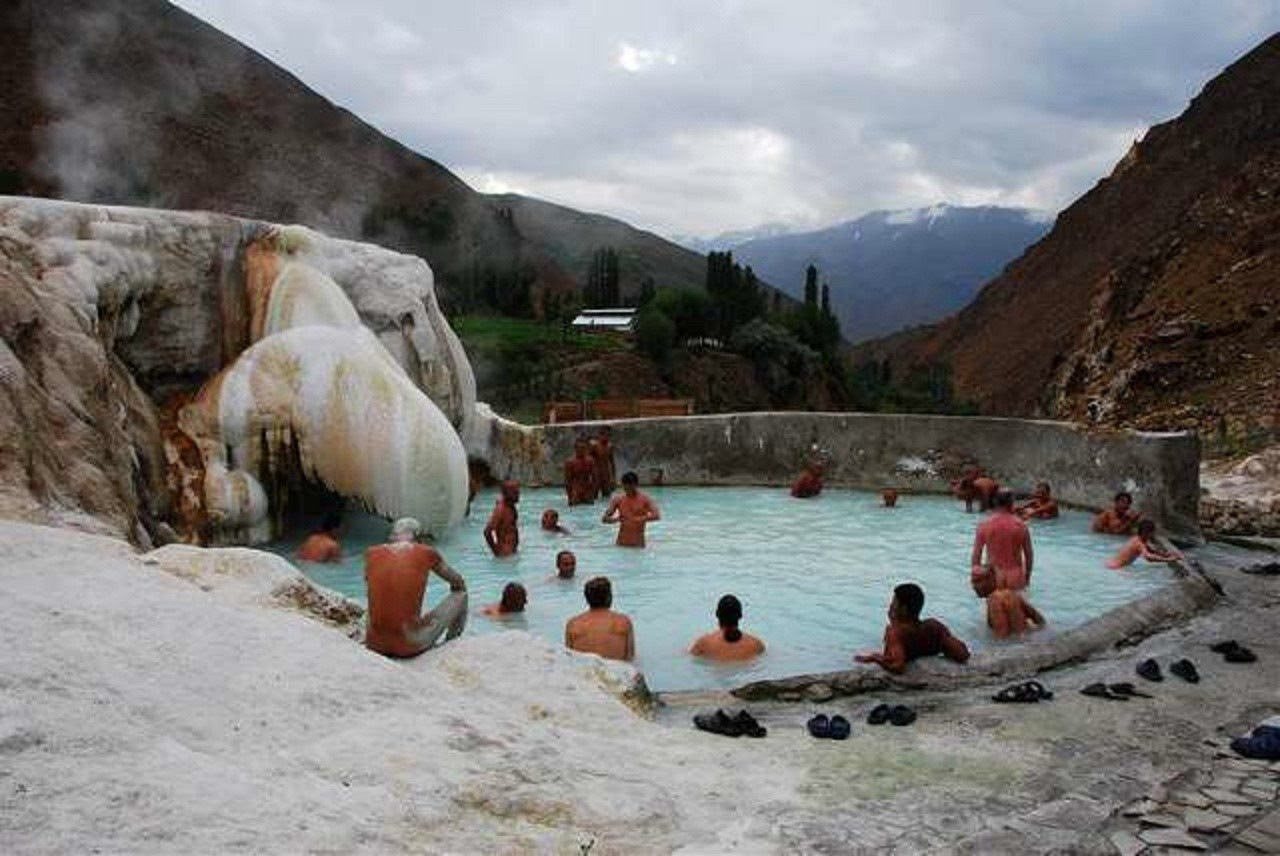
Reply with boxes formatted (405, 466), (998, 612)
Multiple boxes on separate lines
(1106, 733), (1280, 853)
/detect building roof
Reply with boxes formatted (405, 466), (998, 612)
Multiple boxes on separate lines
(571, 308), (637, 330)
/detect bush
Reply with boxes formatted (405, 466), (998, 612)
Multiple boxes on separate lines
(634, 306), (676, 366)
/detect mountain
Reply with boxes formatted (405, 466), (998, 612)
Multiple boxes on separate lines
(858, 34), (1280, 448)
(673, 223), (795, 255)
(724, 205), (1052, 342)
(0, 0), (718, 313)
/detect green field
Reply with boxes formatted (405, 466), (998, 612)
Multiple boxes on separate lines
(451, 315), (627, 354)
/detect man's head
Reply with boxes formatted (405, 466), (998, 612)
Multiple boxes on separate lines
(1034, 482), (1051, 500)
(501, 479), (520, 504)
(584, 576), (612, 609)
(541, 508), (560, 530)
(621, 471), (639, 495)
(993, 488), (1016, 511)
(500, 582), (527, 613)
(389, 517), (421, 543)
(882, 488), (899, 508)
(574, 437), (591, 457)
(598, 425), (612, 441)
(1114, 491), (1133, 512)
(1137, 519), (1156, 538)
(556, 549), (577, 578)
(891, 582), (925, 622)
(320, 511), (342, 534)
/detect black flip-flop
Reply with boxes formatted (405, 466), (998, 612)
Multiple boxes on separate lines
(828, 715), (851, 740)
(1107, 682), (1153, 699)
(693, 709), (742, 737)
(1169, 659), (1200, 684)
(1136, 659), (1163, 682)
(1212, 640), (1258, 663)
(889, 705), (917, 726)
(1081, 682), (1128, 701)
(867, 703), (892, 725)
(732, 710), (767, 738)
(992, 681), (1052, 703)
(807, 714), (831, 739)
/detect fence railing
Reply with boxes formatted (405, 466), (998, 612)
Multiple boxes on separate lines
(543, 398), (695, 424)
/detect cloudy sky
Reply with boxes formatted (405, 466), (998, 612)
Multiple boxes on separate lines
(174, 1), (1278, 239)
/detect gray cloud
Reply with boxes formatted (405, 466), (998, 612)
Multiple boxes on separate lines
(174, 0), (1280, 237)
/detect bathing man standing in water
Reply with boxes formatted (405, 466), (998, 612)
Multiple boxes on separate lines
(483, 479), (520, 557)
(970, 489), (1044, 638)
(602, 471), (661, 547)
(564, 437), (599, 506)
(364, 517), (468, 658)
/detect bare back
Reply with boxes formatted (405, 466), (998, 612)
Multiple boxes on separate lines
(565, 609), (634, 661)
(690, 630), (765, 662)
(365, 542), (438, 657)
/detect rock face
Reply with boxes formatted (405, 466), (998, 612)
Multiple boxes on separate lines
(0, 197), (474, 544)
(860, 35), (1280, 450)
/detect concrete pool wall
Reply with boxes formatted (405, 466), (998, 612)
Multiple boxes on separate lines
(471, 410), (1202, 539)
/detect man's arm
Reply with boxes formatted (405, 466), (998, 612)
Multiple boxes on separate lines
(969, 527), (986, 573)
(940, 627), (971, 664)
(1022, 528), (1034, 582)
(431, 556), (467, 592)
(645, 497), (661, 521)
(623, 617), (635, 662)
(601, 496), (621, 524)
(855, 626), (906, 673)
(1091, 512), (1107, 533)
(482, 507), (501, 555)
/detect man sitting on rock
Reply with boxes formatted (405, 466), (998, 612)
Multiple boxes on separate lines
(364, 518), (468, 658)
(1092, 491), (1142, 535)
(565, 576), (634, 662)
(297, 511), (343, 563)
(855, 583), (970, 673)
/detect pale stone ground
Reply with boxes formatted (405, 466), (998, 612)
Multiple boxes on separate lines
(1, 520), (1277, 854)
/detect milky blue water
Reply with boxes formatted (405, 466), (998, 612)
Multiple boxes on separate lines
(273, 487), (1175, 692)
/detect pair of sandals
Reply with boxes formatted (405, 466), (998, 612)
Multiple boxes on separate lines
(806, 714), (852, 740)
(1136, 657), (1200, 683)
(693, 709), (767, 738)
(1211, 639), (1258, 663)
(1080, 681), (1152, 701)
(867, 703), (917, 726)
(991, 680), (1053, 704)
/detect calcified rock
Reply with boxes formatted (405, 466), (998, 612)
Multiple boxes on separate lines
(0, 196), (474, 544)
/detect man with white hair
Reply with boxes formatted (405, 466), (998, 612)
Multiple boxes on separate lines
(364, 517), (468, 657)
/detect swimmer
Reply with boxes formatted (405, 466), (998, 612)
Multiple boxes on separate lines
(1093, 491), (1142, 535)
(364, 518), (468, 658)
(602, 471), (661, 548)
(882, 488), (899, 508)
(855, 583), (970, 673)
(591, 425), (617, 498)
(483, 479), (520, 557)
(970, 489), (1044, 639)
(550, 549), (577, 581)
(297, 512), (342, 563)
(689, 594), (766, 662)
(1017, 481), (1060, 520)
(953, 465), (998, 512)
(790, 460), (824, 498)
(540, 508), (570, 534)
(565, 576), (634, 661)
(482, 582), (528, 618)
(564, 437), (599, 506)
(1107, 520), (1184, 569)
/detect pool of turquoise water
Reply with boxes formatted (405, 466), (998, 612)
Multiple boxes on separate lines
(272, 487), (1175, 691)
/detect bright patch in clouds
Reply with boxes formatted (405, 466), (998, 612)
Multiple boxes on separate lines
(615, 42), (678, 73)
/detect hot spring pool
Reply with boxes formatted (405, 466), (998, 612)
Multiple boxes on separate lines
(273, 487), (1176, 691)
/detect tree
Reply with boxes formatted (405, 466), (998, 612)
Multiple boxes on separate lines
(587, 247), (621, 306)
(804, 264), (818, 307)
(634, 305), (676, 366)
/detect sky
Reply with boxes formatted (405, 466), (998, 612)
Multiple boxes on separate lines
(174, 1), (1279, 239)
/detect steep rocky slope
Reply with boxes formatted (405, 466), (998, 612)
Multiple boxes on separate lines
(0, 0), (716, 310)
(862, 34), (1280, 449)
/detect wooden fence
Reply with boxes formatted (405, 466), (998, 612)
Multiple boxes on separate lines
(543, 398), (694, 424)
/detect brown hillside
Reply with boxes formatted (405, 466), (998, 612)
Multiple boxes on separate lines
(0, 0), (717, 310)
(866, 34), (1280, 448)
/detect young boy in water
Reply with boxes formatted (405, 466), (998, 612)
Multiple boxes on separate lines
(1107, 520), (1183, 569)
(855, 583), (970, 674)
(482, 582), (528, 618)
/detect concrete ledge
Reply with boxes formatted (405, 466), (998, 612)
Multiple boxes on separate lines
(722, 566), (1220, 703)
(475, 411), (1202, 539)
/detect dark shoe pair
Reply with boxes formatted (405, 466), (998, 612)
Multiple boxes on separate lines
(806, 713), (851, 740)
(1210, 640), (1258, 663)
(693, 708), (767, 738)
(991, 680), (1054, 703)
(1136, 657), (1200, 683)
(867, 703), (916, 726)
